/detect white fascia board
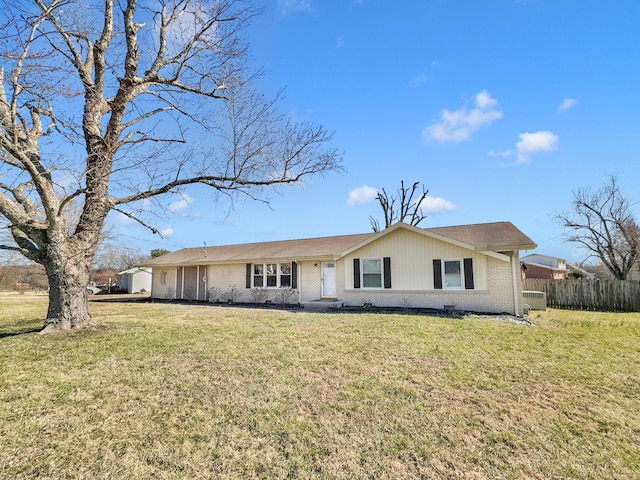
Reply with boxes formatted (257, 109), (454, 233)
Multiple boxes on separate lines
(478, 250), (511, 262)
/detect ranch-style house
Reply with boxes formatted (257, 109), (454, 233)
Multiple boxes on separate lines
(141, 221), (536, 316)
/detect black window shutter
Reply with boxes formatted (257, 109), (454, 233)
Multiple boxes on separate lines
(464, 258), (474, 289)
(353, 258), (361, 289)
(245, 263), (252, 289)
(383, 257), (392, 289)
(292, 261), (298, 289)
(433, 259), (442, 289)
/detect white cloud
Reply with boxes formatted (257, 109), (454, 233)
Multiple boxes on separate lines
(278, 0), (312, 15)
(488, 150), (512, 158)
(168, 193), (193, 213)
(475, 90), (496, 109)
(160, 228), (174, 238)
(347, 187), (455, 215)
(516, 131), (559, 164)
(420, 196), (456, 214)
(423, 90), (503, 143)
(347, 185), (378, 207)
(558, 98), (578, 112)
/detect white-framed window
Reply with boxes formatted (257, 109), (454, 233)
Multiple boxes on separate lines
(443, 259), (463, 289)
(265, 263), (277, 287)
(362, 258), (383, 289)
(353, 257), (391, 290)
(434, 258), (474, 290)
(252, 262), (292, 288)
(253, 264), (264, 287)
(280, 263), (292, 287)
(160, 271), (168, 285)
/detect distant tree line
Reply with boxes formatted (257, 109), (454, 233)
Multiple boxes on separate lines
(0, 244), (169, 291)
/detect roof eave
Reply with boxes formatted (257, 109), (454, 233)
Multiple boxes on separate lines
(478, 242), (537, 252)
(139, 254), (342, 268)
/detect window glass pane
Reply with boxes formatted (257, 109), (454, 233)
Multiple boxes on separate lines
(266, 264), (277, 286)
(253, 263), (264, 287)
(444, 260), (462, 288)
(280, 263), (291, 275)
(363, 274), (382, 288)
(362, 259), (381, 274)
(362, 258), (382, 288)
(279, 263), (292, 287)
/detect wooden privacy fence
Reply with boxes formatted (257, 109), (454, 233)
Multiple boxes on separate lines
(523, 278), (640, 312)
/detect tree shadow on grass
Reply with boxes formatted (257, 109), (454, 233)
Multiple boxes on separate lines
(0, 327), (42, 339)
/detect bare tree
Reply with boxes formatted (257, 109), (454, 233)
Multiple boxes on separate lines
(556, 175), (639, 280)
(370, 181), (429, 232)
(94, 244), (149, 272)
(0, 0), (341, 332)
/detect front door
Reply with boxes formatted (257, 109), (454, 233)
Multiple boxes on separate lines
(321, 262), (337, 298)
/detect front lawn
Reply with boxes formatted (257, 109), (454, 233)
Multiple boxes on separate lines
(1, 297), (638, 479)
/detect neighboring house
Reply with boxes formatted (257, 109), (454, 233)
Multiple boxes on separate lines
(521, 254), (567, 270)
(141, 221), (536, 316)
(117, 267), (152, 293)
(521, 254), (569, 280)
(566, 262), (596, 279)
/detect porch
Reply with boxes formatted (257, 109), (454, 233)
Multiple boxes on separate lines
(300, 299), (344, 311)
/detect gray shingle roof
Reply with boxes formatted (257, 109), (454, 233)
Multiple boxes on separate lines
(142, 221), (535, 267)
(425, 221), (536, 251)
(142, 233), (374, 266)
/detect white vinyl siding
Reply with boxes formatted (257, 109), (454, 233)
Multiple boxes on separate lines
(344, 228), (487, 291)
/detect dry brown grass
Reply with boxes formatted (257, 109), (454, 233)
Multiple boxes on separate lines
(1, 297), (638, 479)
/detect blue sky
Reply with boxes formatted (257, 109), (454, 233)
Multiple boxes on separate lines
(119, 0), (640, 263)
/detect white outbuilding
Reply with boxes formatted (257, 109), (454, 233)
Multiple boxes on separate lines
(117, 267), (152, 294)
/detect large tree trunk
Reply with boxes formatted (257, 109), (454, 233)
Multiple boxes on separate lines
(41, 249), (95, 334)
(1, 0), (342, 328)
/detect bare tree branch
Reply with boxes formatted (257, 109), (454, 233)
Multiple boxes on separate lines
(0, 0), (342, 330)
(112, 206), (160, 235)
(370, 180), (429, 232)
(556, 174), (639, 280)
